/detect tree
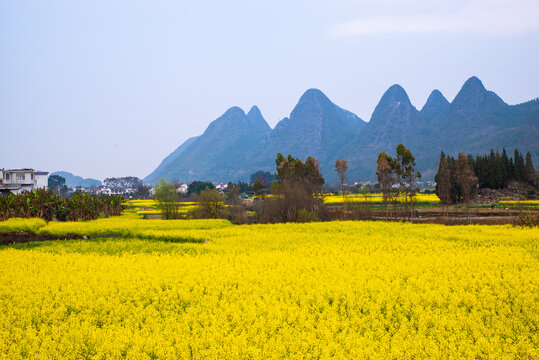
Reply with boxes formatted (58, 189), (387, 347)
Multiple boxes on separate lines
(193, 188), (227, 219)
(154, 179), (180, 219)
(376, 152), (396, 219)
(187, 181), (215, 196)
(224, 184), (247, 223)
(48, 175), (66, 193)
(514, 149), (526, 182)
(525, 152), (536, 184)
(501, 149), (511, 188)
(253, 179), (264, 197)
(435, 152), (452, 211)
(456, 152), (478, 204)
(259, 153), (325, 223)
(250, 171), (275, 187)
(394, 144), (421, 220)
(334, 159), (348, 205)
(225, 182), (239, 201)
(134, 184), (151, 199)
(469, 148), (533, 189)
(236, 181), (253, 193)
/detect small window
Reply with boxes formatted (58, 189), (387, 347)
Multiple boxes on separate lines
(16, 174), (25, 181)
(31, 174), (34, 180)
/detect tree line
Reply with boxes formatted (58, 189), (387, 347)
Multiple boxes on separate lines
(435, 149), (536, 204)
(470, 149), (535, 189)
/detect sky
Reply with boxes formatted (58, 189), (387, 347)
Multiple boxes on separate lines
(1, 0), (538, 180)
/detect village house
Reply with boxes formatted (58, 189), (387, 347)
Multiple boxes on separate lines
(176, 183), (188, 194)
(0, 168), (49, 194)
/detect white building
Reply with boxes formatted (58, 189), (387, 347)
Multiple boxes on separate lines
(214, 183), (227, 190)
(176, 184), (188, 194)
(0, 168), (49, 194)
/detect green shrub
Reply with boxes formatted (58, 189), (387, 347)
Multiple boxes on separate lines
(296, 209), (320, 223)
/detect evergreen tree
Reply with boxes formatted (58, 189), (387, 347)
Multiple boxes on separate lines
(447, 155), (460, 204)
(525, 152), (536, 184)
(437, 148), (535, 196)
(435, 152), (451, 205)
(514, 149), (526, 181)
(494, 150), (502, 188)
(474, 155), (487, 188)
(253, 179), (264, 196)
(487, 150), (496, 188)
(187, 181), (215, 195)
(48, 175), (66, 193)
(501, 149), (511, 187)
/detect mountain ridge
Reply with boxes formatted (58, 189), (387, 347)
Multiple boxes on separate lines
(145, 77), (539, 184)
(144, 105), (272, 183)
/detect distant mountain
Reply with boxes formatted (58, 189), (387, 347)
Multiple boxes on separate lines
(144, 106), (271, 184)
(249, 89), (366, 179)
(433, 76), (509, 137)
(420, 90), (450, 121)
(339, 84), (429, 180)
(342, 76), (538, 180)
(50, 171), (102, 187)
(144, 136), (199, 184)
(146, 77), (539, 183)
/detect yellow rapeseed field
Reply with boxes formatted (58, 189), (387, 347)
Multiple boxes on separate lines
(499, 200), (539, 205)
(0, 217), (47, 233)
(324, 193), (440, 205)
(0, 217), (538, 359)
(124, 200), (198, 217)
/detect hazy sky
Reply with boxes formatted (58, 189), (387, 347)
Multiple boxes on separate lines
(1, 0), (538, 180)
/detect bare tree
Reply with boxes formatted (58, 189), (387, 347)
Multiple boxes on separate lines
(259, 153), (325, 223)
(334, 159), (348, 207)
(193, 188), (227, 219)
(377, 152), (396, 220)
(456, 152), (478, 204)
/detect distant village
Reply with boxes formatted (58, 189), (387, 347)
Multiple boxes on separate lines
(0, 168), (248, 198)
(1, 167), (437, 198)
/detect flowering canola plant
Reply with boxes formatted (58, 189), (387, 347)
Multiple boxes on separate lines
(0, 217), (47, 233)
(0, 218), (538, 359)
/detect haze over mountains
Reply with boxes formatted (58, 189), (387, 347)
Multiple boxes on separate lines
(145, 77), (539, 184)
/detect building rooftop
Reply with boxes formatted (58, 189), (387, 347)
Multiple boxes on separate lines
(2, 168), (35, 173)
